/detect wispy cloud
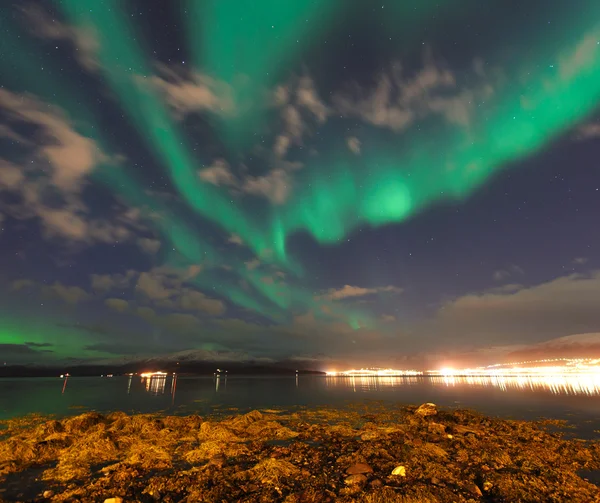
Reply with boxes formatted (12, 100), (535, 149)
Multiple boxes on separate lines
(321, 284), (403, 301)
(20, 4), (100, 72)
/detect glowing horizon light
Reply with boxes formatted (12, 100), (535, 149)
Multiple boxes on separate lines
(326, 368), (423, 377)
(429, 358), (600, 377)
(139, 371), (168, 378)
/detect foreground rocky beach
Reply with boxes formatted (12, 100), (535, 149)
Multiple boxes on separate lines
(1, 402), (599, 502)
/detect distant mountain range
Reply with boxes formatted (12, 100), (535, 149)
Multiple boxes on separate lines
(0, 348), (327, 377)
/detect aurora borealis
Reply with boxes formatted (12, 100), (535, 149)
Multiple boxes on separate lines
(1, 0), (600, 368)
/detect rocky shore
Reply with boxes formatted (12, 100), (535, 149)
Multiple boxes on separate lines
(1, 402), (599, 502)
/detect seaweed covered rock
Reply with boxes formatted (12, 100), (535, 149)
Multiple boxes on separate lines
(414, 403), (438, 417)
(0, 405), (599, 502)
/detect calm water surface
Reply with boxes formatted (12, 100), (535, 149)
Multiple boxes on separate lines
(1, 374), (600, 436)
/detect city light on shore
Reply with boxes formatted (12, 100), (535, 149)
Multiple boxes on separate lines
(329, 359), (600, 378)
(427, 358), (600, 376)
(326, 368), (422, 376)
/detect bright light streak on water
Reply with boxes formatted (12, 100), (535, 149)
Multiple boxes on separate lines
(432, 374), (600, 396)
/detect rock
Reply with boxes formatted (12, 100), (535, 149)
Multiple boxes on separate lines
(370, 479), (383, 488)
(209, 453), (227, 467)
(104, 498), (123, 503)
(453, 425), (481, 436)
(43, 490), (54, 498)
(360, 430), (379, 441)
(428, 422), (446, 435)
(344, 473), (367, 486)
(470, 484), (483, 497)
(415, 403), (438, 417)
(346, 463), (373, 475)
(391, 465), (406, 477)
(483, 481), (493, 491)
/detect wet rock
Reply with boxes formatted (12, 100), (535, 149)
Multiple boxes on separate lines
(360, 430), (379, 441)
(428, 422), (446, 435)
(64, 412), (105, 433)
(415, 403), (438, 417)
(344, 473), (367, 486)
(470, 484), (483, 497)
(391, 465), (407, 476)
(209, 453), (227, 467)
(43, 490), (54, 498)
(104, 498), (123, 503)
(3, 405), (600, 502)
(453, 425), (481, 436)
(346, 463), (373, 475)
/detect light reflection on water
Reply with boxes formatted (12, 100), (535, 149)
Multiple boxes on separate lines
(325, 374), (600, 396)
(3, 374), (600, 426)
(434, 375), (600, 396)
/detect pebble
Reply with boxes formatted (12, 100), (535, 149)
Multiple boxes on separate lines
(104, 498), (124, 503)
(43, 490), (54, 499)
(344, 473), (367, 486)
(346, 463), (373, 475)
(391, 465), (407, 477)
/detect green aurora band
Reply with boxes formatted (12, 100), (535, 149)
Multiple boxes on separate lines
(1, 1), (599, 331)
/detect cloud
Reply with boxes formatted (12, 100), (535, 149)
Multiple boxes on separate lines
(198, 159), (237, 186)
(271, 76), (328, 158)
(12, 280), (89, 306)
(242, 169), (290, 205)
(0, 90), (141, 245)
(25, 341), (53, 348)
(504, 333), (600, 361)
(135, 268), (225, 316)
(0, 89), (104, 191)
(421, 271), (600, 349)
(20, 4), (100, 72)
(39, 281), (90, 304)
(83, 342), (142, 355)
(137, 237), (161, 254)
(559, 29), (600, 81)
(104, 298), (129, 312)
(227, 234), (244, 246)
(296, 76), (328, 123)
(198, 159), (292, 204)
(0, 343), (51, 356)
(335, 57), (492, 132)
(0, 160), (26, 189)
(149, 65), (234, 118)
(11, 279), (35, 291)
(493, 265), (524, 282)
(576, 122), (600, 140)
(90, 271), (137, 293)
(245, 258), (261, 271)
(347, 137), (361, 154)
(573, 257), (589, 265)
(322, 284), (403, 300)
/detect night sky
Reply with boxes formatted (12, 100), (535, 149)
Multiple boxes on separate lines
(1, 0), (600, 369)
